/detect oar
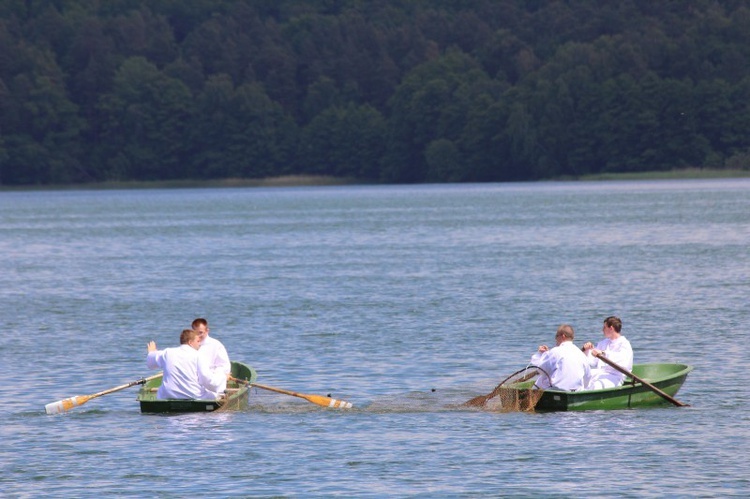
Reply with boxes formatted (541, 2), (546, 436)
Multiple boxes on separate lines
(45, 373), (163, 414)
(594, 353), (689, 407)
(230, 376), (353, 409)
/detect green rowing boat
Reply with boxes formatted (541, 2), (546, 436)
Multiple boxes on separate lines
(136, 361), (257, 413)
(503, 363), (692, 412)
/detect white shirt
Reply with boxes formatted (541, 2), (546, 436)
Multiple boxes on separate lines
(586, 335), (633, 385)
(147, 344), (225, 399)
(531, 341), (591, 391)
(200, 335), (231, 373)
(199, 335), (231, 396)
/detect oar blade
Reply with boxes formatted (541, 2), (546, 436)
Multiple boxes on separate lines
(44, 395), (90, 415)
(305, 393), (353, 409)
(242, 379), (354, 409)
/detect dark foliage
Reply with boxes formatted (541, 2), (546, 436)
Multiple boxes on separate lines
(1, 0), (749, 185)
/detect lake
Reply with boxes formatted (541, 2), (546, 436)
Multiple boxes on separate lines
(1, 179), (748, 496)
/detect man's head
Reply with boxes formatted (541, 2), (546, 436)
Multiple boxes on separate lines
(555, 324), (575, 344)
(192, 317), (209, 342)
(180, 328), (202, 350)
(603, 316), (622, 337)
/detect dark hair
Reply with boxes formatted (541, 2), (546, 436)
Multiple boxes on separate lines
(191, 317), (208, 329)
(603, 316), (622, 333)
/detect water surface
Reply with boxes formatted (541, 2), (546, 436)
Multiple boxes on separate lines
(1, 179), (748, 496)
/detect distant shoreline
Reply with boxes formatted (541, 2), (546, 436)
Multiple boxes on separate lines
(570, 167), (750, 181)
(1, 169), (748, 192)
(0, 175), (362, 191)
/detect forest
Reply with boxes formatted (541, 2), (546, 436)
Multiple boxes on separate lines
(1, 0), (750, 186)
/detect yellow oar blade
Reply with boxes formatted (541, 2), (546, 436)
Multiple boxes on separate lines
(234, 378), (353, 409)
(302, 393), (353, 409)
(44, 374), (162, 414)
(45, 395), (92, 415)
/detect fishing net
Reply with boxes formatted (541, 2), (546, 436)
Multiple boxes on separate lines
(484, 385), (545, 412)
(464, 366), (549, 412)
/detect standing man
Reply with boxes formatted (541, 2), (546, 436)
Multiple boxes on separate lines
(192, 318), (231, 396)
(582, 316), (633, 389)
(530, 324), (591, 391)
(146, 329), (227, 399)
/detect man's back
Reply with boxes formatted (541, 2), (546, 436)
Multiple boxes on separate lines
(536, 341), (590, 391)
(148, 344), (212, 399)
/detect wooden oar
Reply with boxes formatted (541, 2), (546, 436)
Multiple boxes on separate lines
(230, 377), (353, 409)
(45, 373), (163, 414)
(594, 353), (689, 407)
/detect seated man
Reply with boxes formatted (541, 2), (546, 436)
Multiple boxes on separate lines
(530, 324), (590, 391)
(192, 318), (231, 397)
(582, 316), (633, 390)
(146, 329), (228, 399)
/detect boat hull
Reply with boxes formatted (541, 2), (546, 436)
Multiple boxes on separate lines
(511, 363), (692, 412)
(136, 361), (256, 413)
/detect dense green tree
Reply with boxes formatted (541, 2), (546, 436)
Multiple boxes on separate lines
(108, 7), (179, 67)
(163, 56), (205, 94)
(503, 98), (538, 178)
(695, 79), (735, 160)
(383, 48), (490, 183)
(2, 0), (750, 185)
(458, 92), (513, 182)
(63, 16), (118, 123)
(186, 73), (297, 180)
(146, 0), (235, 43)
(301, 76), (343, 123)
(726, 76), (750, 161)
(180, 18), (232, 80)
(298, 102), (386, 179)
(647, 77), (709, 169)
(425, 138), (462, 182)
(96, 56), (192, 180)
(200, 80), (297, 179)
(476, 29), (539, 83)
(185, 73), (236, 178)
(0, 41), (85, 184)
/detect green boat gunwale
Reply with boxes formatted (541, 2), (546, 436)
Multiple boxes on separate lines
(136, 361), (257, 414)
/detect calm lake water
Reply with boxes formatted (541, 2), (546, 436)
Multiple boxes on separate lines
(1, 179), (749, 497)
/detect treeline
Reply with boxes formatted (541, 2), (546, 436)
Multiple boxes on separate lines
(2, 0), (750, 186)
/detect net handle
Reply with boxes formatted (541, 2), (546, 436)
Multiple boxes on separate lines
(529, 365), (551, 387)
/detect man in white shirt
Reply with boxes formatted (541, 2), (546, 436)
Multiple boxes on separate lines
(530, 324), (591, 391)
(192, 318), (231, 396)
(583, 316), (633, 389)
(146, 329), (227, 399)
